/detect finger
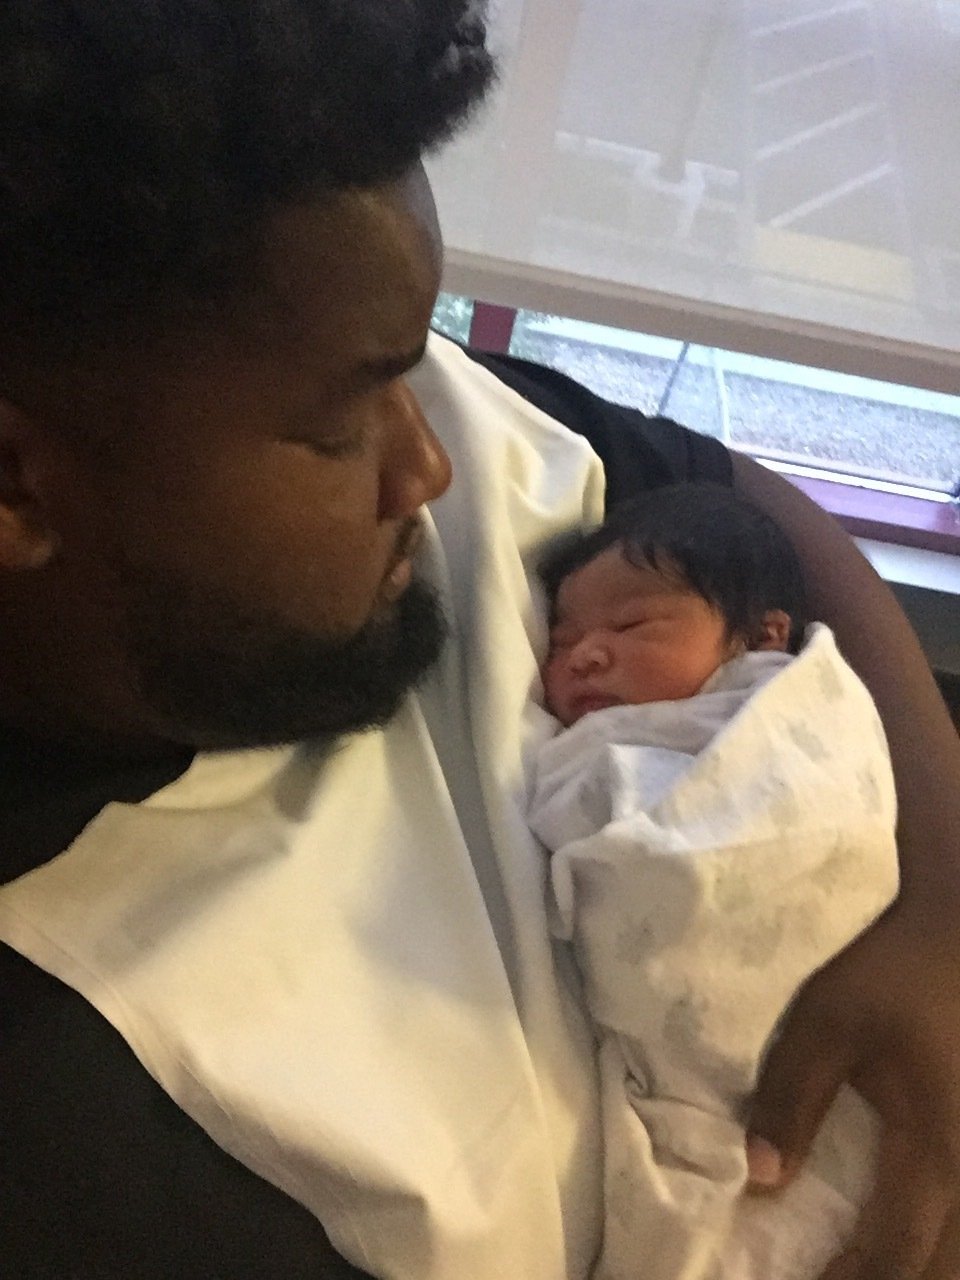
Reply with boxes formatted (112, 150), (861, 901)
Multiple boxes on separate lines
(819, 1128), (953, 1280)
(747, 1005), (853, 1187)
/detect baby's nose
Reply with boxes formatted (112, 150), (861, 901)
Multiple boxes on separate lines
(569, 638), (611, 674)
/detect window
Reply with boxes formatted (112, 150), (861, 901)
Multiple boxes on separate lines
(507, 311), (960, 500)
(433, 295), (960, 501)
(431, 292), (474, 347)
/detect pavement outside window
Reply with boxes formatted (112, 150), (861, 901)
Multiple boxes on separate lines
(507, 313), (960, 497)
(430, 296), (960, 498)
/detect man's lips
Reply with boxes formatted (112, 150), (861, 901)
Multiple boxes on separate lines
(379, 519), (424, 602)
(394, 518), (424, 563)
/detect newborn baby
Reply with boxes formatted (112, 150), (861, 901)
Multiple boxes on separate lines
(529, 483), (898, 1280)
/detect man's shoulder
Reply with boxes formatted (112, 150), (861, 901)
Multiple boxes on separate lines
(455, 342), (734, 509)
(0, 942), (367, 1279)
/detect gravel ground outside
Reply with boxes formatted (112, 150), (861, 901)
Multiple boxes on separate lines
(506, 327), (960, 494)
(429, 297), (960, 492)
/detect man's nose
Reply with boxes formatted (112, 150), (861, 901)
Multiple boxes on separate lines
(568, 637), (612, 675)
(378, 382), (453, 522)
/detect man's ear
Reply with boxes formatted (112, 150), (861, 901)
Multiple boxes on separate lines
(0, 399), (61, 572)
(752, 609), (792, 652)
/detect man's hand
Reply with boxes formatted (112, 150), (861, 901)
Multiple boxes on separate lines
(747, 897), (960, 1279)
(731, 450), (960, 1275)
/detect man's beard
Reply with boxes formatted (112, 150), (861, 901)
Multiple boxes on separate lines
(121, 566), (447, 750)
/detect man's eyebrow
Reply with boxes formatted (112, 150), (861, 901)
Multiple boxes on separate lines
(355, 339), (429, 384)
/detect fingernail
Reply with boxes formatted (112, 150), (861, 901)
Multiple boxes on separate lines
(746, 1136), (784, 1187)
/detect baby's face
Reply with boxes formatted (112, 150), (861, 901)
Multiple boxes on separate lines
(543, 547), (739, 727)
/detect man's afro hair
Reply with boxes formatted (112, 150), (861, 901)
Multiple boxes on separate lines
(0, 1), (494, 349)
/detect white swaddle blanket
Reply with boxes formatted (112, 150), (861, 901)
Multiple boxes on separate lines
(529, 627), (899, 1280)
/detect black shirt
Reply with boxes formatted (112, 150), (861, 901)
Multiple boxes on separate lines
(1, 352), (731, 1279)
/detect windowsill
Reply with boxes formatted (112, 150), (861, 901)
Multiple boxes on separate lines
(773, 476), (960, 683)
(852, 538), (960, 597)
(782, 472), (960, 562)
(778, 470), (960, 681)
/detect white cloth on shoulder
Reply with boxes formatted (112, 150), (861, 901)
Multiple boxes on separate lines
(529, 627), (899, 1280)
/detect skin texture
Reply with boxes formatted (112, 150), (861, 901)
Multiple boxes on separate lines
(0, 169), (452, 750)
(542, 546), (789, 727)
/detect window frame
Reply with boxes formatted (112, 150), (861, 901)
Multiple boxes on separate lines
(466, 302), (960, 556)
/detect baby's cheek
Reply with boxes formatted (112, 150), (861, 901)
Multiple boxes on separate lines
(540, 658), (564, 713)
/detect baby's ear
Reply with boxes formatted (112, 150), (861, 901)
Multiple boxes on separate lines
(753, 609), (792, 652)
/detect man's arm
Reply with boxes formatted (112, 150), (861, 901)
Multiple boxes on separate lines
(472, 345), (960, 1275)
(732, 451), (960, 1280)
(732, 452), (960, 900)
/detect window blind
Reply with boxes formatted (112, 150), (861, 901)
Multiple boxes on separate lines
(426, 0), (960, 394)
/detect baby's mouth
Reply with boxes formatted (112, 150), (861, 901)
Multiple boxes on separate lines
(570, 691), (621, 719)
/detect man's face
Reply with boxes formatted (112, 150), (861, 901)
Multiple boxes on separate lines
(542, 547), (739, 727)
(2, 169), (453, 749)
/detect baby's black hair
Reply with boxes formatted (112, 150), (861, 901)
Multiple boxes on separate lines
(540, 482), (809, 653)
(0, 1), (494, 359)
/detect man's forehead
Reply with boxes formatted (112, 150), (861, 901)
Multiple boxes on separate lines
(260, 183), (440, 356)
